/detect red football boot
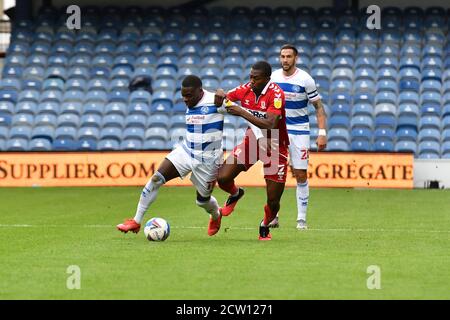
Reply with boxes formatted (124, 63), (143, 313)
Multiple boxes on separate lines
(116, 218), (141, 234)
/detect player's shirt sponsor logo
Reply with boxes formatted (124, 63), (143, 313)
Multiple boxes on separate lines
(274, 98), (282, 109)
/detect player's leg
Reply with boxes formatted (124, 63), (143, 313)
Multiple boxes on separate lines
(292, 168), (309, 230)
(217, 154), (247, 216)
(133, 159), (181, 224)
(117, 147), (188, 233)
(259, 179), (286, 240)
(289, 134), (310, 230)
(191, 162), (222, 236)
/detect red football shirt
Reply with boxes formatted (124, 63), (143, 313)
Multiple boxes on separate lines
(227, 81), (289, 147)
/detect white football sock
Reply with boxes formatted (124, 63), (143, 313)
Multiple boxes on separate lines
(196, 196), (220, 220)
(134, 171), (166, 224)
(297, 181), (309, 222)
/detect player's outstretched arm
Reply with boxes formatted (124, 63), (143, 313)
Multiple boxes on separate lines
(312, 99), (328, 151)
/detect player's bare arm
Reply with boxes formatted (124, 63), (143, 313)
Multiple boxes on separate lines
(214, 88), (227, 107)
(312, 99), (328, 151)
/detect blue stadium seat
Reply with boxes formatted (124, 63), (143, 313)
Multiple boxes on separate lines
(375, 92), (397, 105)
(105, 102), (127, 117)
(327, 140), (349, 151)
(328, 128), (350, 143)
(330, 103), (351, 117)
(103, 114), (125, 129)
(441, 142), (450, 155)
(123, 127), (145, 142)
(55, 126), (77, 140)
(375, 114), (396, 129)
(18, 90), (39, 104)
(78, 127), (100, 141)
(125, 114), (147, 129)
(9, 126), (32, 140)
(418, 128), (440, 143)
(12, 113), (34, 127)
(419, 116), (441, 130)
(399, 92), (419, 105)
(29, 138), (52, 151)
(376, 80), (397, 94)
(77, 139), (97, 150)
(400, 79), (420, 92)
(377, 68), (398, 81)
(351, 127), (372, 140)
(421, 80), (441, 94)
(31, 125), (54, 142)
(143, 139), (167, 150)
(128, 102), (150, 116)
(399, 104), (419, 117)
(57, 114), (80, 128)
(83, 102), (105, 117)
(374, 140), (394, 152)
(6, 138), (28, 151)
(374, 127), (395, 142)
(351, 140), (371, 151)
(52, 138), (77, 151)
(120, 139), (143, 150)
(97, 139), (120, 150)
(148, 114), (170, 128)
(397, 114), (418, 130)
(351, 115), (374, 130)
(35, 114), (57, 127)
(0, 101), (15, 116)
(419, 141), (440, 156)
(354, 67), (376, 81)
(100, 127), (122, 142)
(395, 141), (417, 154)
(170, 114), (185, 129)
(328, 115), (350, 129)
(396, 128), (418, 142)
(145, 127), (169, 141)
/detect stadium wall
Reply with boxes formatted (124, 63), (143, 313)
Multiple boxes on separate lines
(414, 160), (450, 189)
(0, 152), (414, 189)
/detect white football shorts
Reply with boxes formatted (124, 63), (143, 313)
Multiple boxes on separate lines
(288, 134), (310, 170)
(165, 144), (222, 197)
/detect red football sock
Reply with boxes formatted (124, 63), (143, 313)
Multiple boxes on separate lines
(263, 204), (277, 226)
(220, 180), (238, 195)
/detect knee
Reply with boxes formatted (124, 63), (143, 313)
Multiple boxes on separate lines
(267, 199), (280, 211)
(295, 170), (308, 184)
(217, 173), (229, 187)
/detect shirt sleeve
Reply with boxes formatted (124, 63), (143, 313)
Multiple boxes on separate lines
(226, 84), (244, 102)
(305, 74), (321, 102)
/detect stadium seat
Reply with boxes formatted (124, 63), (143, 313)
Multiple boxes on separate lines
(327, 140), (350, 151)
(374, 140), (394, 152)
(97, 139), (120, 150)
(52, 138), (77, 151)
(351, 140), (371, 151)
(6, 138), (28, 151)
(395, 141), (417, 154)
(144, 138), (167, 150)
(418, 128), (441, 143)
(29, 138), (52, 151)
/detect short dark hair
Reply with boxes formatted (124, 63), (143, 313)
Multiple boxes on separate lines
(182, 75), (202, 88)
(251, 61), (272, 78)
(280, 44), (298, 56)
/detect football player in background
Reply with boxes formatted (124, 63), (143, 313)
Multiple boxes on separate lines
(270, 44), (328, 230)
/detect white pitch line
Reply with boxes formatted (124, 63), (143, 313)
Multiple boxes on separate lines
(0, 224), (449, 234)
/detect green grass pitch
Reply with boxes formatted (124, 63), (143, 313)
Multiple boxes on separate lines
(0, 186), (449, 299)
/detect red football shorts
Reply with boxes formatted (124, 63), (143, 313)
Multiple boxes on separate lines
(231, 134), (288, 183)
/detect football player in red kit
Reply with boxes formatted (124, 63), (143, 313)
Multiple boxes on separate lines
(214, 61), (289, 240)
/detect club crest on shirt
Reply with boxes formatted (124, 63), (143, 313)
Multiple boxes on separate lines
(201, 106), (209, 114)
(292, 85), (301, 93)
(274, 98), (282, 109)
(261, 101), (266, 109)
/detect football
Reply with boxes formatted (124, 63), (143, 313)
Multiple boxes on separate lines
(144, 218), (170, 242)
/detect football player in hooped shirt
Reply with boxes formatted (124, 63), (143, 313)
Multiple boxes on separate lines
(214, 61), (289, 240)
